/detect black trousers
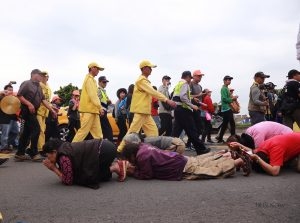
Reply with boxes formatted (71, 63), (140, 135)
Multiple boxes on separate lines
(159, 113), (173, 136)
(186, 110), (203, 146)
(98, 139), (117, 181)
(128, 112), (134, 127)
(45, 119), (60, 142)
(193, 110), (204, 136)
(100, 112), (113, 142)
(202, 118), (213, 142)
(67, 118), (80, 142)
(17, 113), (40, 156)
(219, 109), (235, 140)
(116, 115), (128, 142)
(172, 107), (207, 155)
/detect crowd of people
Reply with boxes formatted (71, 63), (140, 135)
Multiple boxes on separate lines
(0, 59), (299, 189)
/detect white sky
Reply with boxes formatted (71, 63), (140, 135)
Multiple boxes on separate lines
(0, 0), (299, 114)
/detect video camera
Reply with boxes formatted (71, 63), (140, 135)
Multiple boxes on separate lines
(9, 81), (17, 85)
(264, 82), (276, 90)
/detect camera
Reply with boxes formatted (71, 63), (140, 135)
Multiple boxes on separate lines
(9, 81), (16, 85)
(264, 82), (276, 90)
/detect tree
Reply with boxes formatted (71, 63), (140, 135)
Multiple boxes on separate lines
(54, 83), (80, 106)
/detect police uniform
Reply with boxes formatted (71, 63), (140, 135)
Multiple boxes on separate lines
(172, 79), (209, 155)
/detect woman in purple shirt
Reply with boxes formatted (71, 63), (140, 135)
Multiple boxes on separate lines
(122, 143), (243, 180)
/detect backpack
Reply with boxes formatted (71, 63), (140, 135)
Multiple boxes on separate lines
(274, 84), (298, 114)
(274, 85), (287, 113)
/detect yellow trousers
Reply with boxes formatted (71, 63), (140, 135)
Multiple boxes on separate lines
(117, 113), (158, 152)
(37, 115), (46, 152)
(72, 113), (102, 142)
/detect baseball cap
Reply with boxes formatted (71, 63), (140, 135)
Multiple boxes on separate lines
(193, 70), (205, 76)
(287, 69), (300, 79)
(223, 75), (233, 80)
(254, 71), (270, 79)
(162, 75), (171, 80)
(139, 60), (157, 69)
(88, 62), (104, 71)
(98, 76), (109, 82)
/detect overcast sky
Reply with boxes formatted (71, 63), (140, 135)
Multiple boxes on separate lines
(0, 0), (299, 114)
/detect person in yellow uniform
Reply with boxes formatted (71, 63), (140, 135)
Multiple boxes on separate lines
(72, 62), (104, 142)
(37, 71), (52, 155)
(117, 60), (176, 152)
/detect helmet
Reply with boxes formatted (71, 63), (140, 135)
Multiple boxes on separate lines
(72, 90), (80, 96)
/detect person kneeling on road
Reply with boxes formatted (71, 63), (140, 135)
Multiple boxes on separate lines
(42, 138), (128, 189)
(226, 132), (300, 176)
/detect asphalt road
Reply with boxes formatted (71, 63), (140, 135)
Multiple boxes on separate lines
(1, 146), (299, 223)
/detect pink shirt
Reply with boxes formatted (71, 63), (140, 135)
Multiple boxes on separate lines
(245, 121), (292, 148)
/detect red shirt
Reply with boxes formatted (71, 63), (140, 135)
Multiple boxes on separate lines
(151, 97), (159, 116)
(201, 95), (214, 113)
(254, 133), (300, 166)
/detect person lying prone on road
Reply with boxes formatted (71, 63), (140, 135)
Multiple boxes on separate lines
(121, 142), (248, 181)
(42, 138), (128, 189)
(123, 133), (186, 154)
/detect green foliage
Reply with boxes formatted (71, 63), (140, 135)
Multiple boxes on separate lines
(54, 83), (80, 106)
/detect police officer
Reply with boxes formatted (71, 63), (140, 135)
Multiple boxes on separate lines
(98, 76), (113, 142)
(172, 71), (210, 155)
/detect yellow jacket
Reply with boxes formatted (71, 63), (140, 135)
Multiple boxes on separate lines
(37, 82), (51, 117)
(79, 74), (101, 114)
(130, 75), (168, 115)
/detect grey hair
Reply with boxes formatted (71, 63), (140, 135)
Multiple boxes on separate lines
(123, 133), (142, 144)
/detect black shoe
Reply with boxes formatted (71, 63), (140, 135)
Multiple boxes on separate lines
(207, 140), (215, 143)
(0, 158), (9, 166)
(197, 147), (211, 155)
(25, 148), (34, 157)
(217, 140), (225, 144)
(39, 151), (47, 158)
(186, 145), (195, 151)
